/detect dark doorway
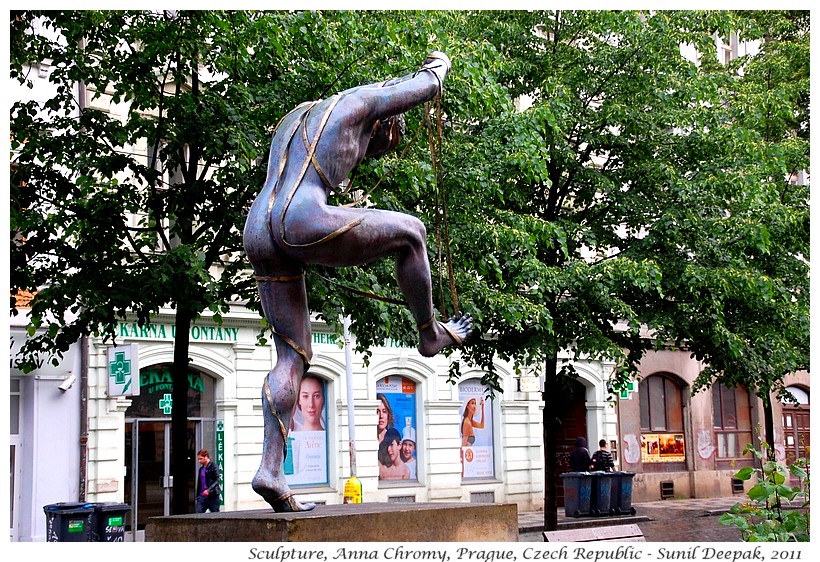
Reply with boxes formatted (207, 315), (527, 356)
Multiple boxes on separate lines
(122, 364), (218, 538)
(553, 377), (588, 506)
(782, 406), (809, 466)
(124, 420), (198, 530)
(781, 385), (809, 482)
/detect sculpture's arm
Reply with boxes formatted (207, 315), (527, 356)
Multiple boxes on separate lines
(355, 51), (451, 120)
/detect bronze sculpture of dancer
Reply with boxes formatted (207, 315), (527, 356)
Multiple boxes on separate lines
(243, 51), (473, 512)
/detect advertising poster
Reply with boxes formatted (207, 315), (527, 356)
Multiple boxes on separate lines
(376, 376), (418, 481)
(641, 433), (685, 463)
(458, 380), (494, 479)
(285, 374), (329, 486)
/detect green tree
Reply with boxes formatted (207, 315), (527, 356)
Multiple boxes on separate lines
(11, 10), (808, 524)
(396, 10), (809, 529)
(685, 10), (810, 454)
(11, 9), (283, 513)
(720, 436), (810, 541)
(9, 8), (492, 514)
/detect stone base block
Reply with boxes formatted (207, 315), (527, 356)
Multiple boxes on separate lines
(145, 502), (518, 542)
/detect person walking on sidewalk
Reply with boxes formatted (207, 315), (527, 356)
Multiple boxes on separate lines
(591, 439), (615, 471)
(195, 449), (221, 513)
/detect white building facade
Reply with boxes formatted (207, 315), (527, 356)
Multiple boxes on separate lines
(10, 303), (620, 541)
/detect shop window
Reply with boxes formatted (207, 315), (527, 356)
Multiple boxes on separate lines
(126, 364), (214, 418)
(285, 373), (330, 487)
(376, 376), (419, 482)
(639, 374), (685, 463)
(459, 379), (495, 479)
(712, 383), (753, 459)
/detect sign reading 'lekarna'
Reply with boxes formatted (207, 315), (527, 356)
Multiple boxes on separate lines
(113, 322), (239, 342)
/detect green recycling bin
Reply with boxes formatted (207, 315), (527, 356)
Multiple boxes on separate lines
(44, 502), (94, 542)
(90, 503), (131, 542)
(561, 472), (593, 517)
(590, 471), (613, 516)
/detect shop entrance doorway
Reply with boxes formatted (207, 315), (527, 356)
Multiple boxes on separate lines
(123, 364), (217, 539)
(124, 419), (199, 532)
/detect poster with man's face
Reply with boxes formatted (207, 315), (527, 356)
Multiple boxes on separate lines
(285, 375), (329, 486)
(458, 379), (494, 479)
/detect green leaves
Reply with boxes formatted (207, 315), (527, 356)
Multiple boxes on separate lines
(721, 437), (809, 542)
(11, 11), (284, 370)
(10, 10), (809, 399)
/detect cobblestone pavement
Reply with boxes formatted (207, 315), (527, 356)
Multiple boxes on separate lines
(631, 497), (742, 542)
(519, 496), (744, 542)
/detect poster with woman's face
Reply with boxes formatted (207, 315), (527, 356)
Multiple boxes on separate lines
(376, 376), (417, 481)
(458, 379), (495, 479)
(285, 374), (329, 486)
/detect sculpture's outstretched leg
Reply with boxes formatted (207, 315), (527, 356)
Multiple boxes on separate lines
(417, 313), (473, 357)
(252, 370), (316, 513)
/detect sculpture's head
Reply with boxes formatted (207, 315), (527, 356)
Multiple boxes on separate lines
(366, 114), (405, 158)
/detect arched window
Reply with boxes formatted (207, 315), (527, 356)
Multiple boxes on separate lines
(639, 374), (683, 433)
(125, 364), (215, 418)
(376, 375), (419, 483)
(285, 373), (330, 487)
(639, 374), (685, 463)
(459, 379), (495, 479)
(712, 383), (753, 458)
(782, 386), (810, 466)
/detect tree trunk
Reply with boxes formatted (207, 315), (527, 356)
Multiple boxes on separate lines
(763, 396), (775, 461)
(543, 355), (559, 531)
(171, 308), (194, 515)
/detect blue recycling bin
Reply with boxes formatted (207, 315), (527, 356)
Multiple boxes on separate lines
(44, 502), (94, 542)
(610, 471), (637, 515)
(590, 471), (613, 516)
(90, 502), (130, 542)
(561, 472), (593, 517)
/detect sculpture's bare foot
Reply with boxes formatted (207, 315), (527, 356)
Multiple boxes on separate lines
(252, 475), (316, 513)
(418, 313), (473, 357)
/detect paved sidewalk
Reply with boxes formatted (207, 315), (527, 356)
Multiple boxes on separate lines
(519, 495), (746, 542)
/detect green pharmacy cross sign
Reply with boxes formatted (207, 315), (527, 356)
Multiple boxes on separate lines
(109, 351), (132, 390)
(159, 393), (173, 415)
(107, 344), (139, 397)
(619, 381), (637, 400)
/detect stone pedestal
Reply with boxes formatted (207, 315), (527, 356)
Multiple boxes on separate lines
(145, 502), (518, 542)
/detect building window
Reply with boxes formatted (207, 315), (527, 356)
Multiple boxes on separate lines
(639, 374), (685, 463)
(10, 378), (21, 435)
(640, 374), (683, 433)
(285, 373), (329, 487)
(718, 31), (738, 65)
(459, 379), (496, 479)
(125, 364), (214, 418)
(712, 383), (753, 459)
(376, 376), (419, 482)
(782, 386), (810, 466)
